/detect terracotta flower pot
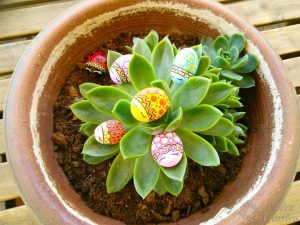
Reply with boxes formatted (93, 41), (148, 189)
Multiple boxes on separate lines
(5, 0), (300, 224)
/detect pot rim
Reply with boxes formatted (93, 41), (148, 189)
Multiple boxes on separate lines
(5, 0), (300, 225)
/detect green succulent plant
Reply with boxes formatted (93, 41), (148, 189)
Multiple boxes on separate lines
(70, 30), (257, 199)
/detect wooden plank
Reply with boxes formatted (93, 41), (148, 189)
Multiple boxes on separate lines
(283, 57), (300, 88)
(227, 0), (300, 26)
(261, 24), (300, 56)
(0, 162), (19, 202)
(0, 206), (40, 225)
(268, 181), (300, 225)
(0, 120), (4, 155)
(0, 0), (299, 40)
(0, 0), (56, 9)
(0, 40), (31, 75)
(0, 78), (9, 112)
(0, 0), (80, 40)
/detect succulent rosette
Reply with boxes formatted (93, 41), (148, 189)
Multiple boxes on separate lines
(71, 30), (258, 198)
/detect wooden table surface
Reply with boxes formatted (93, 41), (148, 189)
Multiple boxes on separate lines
(0, 0), (299, 224)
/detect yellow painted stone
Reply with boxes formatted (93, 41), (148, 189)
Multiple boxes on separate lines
(130, 87), (170, 122)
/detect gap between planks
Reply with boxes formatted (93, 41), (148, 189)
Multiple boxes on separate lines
(0, 0), (300, 40)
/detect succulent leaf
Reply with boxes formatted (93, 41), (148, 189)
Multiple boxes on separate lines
(129, 53), (156, 90)
(180, 105), (223, 132)
(202, 82), (234, 105)
(112, 99), (138, 126)
(151, 79), (171, 97)
(79, 83), (99, 99)
(82, 136), (120, 157)
(142, 124), (166, 135)
(134, 150), (160, 199)
(160, 153), (187, 181)
(233, 74), (255, 88)
(234, 53), (258, 73)
(120, 126), (153, 159)
(198, 117), (234, 136)
(106, 153), (136, 193)
(165, 107), (183, 132)
(196, 56), (210, 75)
(172, 77), (211, 109)
(70, 100), (114, 124)
(151, 37), (174, 84)
(226, 138), (239, 155)
(213, 36), (229, 52)
(133, 38), (152, 61)
(107, 50), (122, 70)
(79, 123), (98, 136)
(221, 69), (243, 81)
(83, 152), (117, 165)
(229, 33), (246, 53)
(145, 30), (159, 51)
(160, 171), (184, 196)
(177, 128), (220, 166)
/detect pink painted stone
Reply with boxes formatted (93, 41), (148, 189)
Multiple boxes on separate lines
(109, 54), (132, 84)
(151, 132), (183, 167)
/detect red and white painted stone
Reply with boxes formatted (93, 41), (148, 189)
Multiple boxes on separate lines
(151, 132), (183, 167)
(85, 51), (108, 74)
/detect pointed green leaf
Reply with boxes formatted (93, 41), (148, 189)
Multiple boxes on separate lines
(229, 33), (246, 53)
(213, 36), (229, 51)
(212, 56), (230, 68)
(177, 128), (220, 166)
(233, 74), (255, 88)
(232, 112), (246, 122)
(165, 107), (183, 132)
(226, 138), (239, 155)
(202, 82), (234, 105)
(230, 55), (248, 70)
(83, 153), (117, 165)
(112, 99), (138, 126)
(181, 105), (223, 131)
(221, 69), (243, 81)
(234, 54), (258, 73)
(70, 100), (113, 124)
(145, 30), (159, 51)
(79, 83), (99, 99)
(202, 45), (217, 60)
(151, 79), (171, 97)
(79, 123), (98, 136)
(198, 117), (234, 136)
(134, 150), (160, 199)
(172, 77), (211, 110)
(82, 135), (120, 157)
(106, 153), (135, 193)
(133, 38), (152, 61)
(125, 45), (132, 53)
(160, 172), (184, 196)
(120, 126), (153, 159)
(154, 172), (167, 196)
(214, 136), (228, 152)
(230, 47), (239, 62)
(207, 68), (222, 75)
(151, 37), (174, 83)
(129, 53), (156, 90)
(192, 44), (203, 59)
(87, 86), (131, 113)
(172, 43), (178, 56)
(142, 124), (166, 135)
(196, 56), (210, 75)
(107, 50), (122, 70)
(160, 153), (187, 181)
(113, 83), (137, 96)
(221, 99), (243, 108)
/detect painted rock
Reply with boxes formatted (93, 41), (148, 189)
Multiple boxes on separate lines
(171, 48), (199, 84)
(109, 54), (132, 84)
(94, 120), (126, 144)
(85, 51), (108, 74)
(131, 87), (170, 122)
(151, 132), (183, 167)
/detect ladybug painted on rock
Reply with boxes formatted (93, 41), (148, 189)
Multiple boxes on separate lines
(85, 51), (108, 74)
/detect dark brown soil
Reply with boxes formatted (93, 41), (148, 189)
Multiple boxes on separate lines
(53, 32), (246, 224)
